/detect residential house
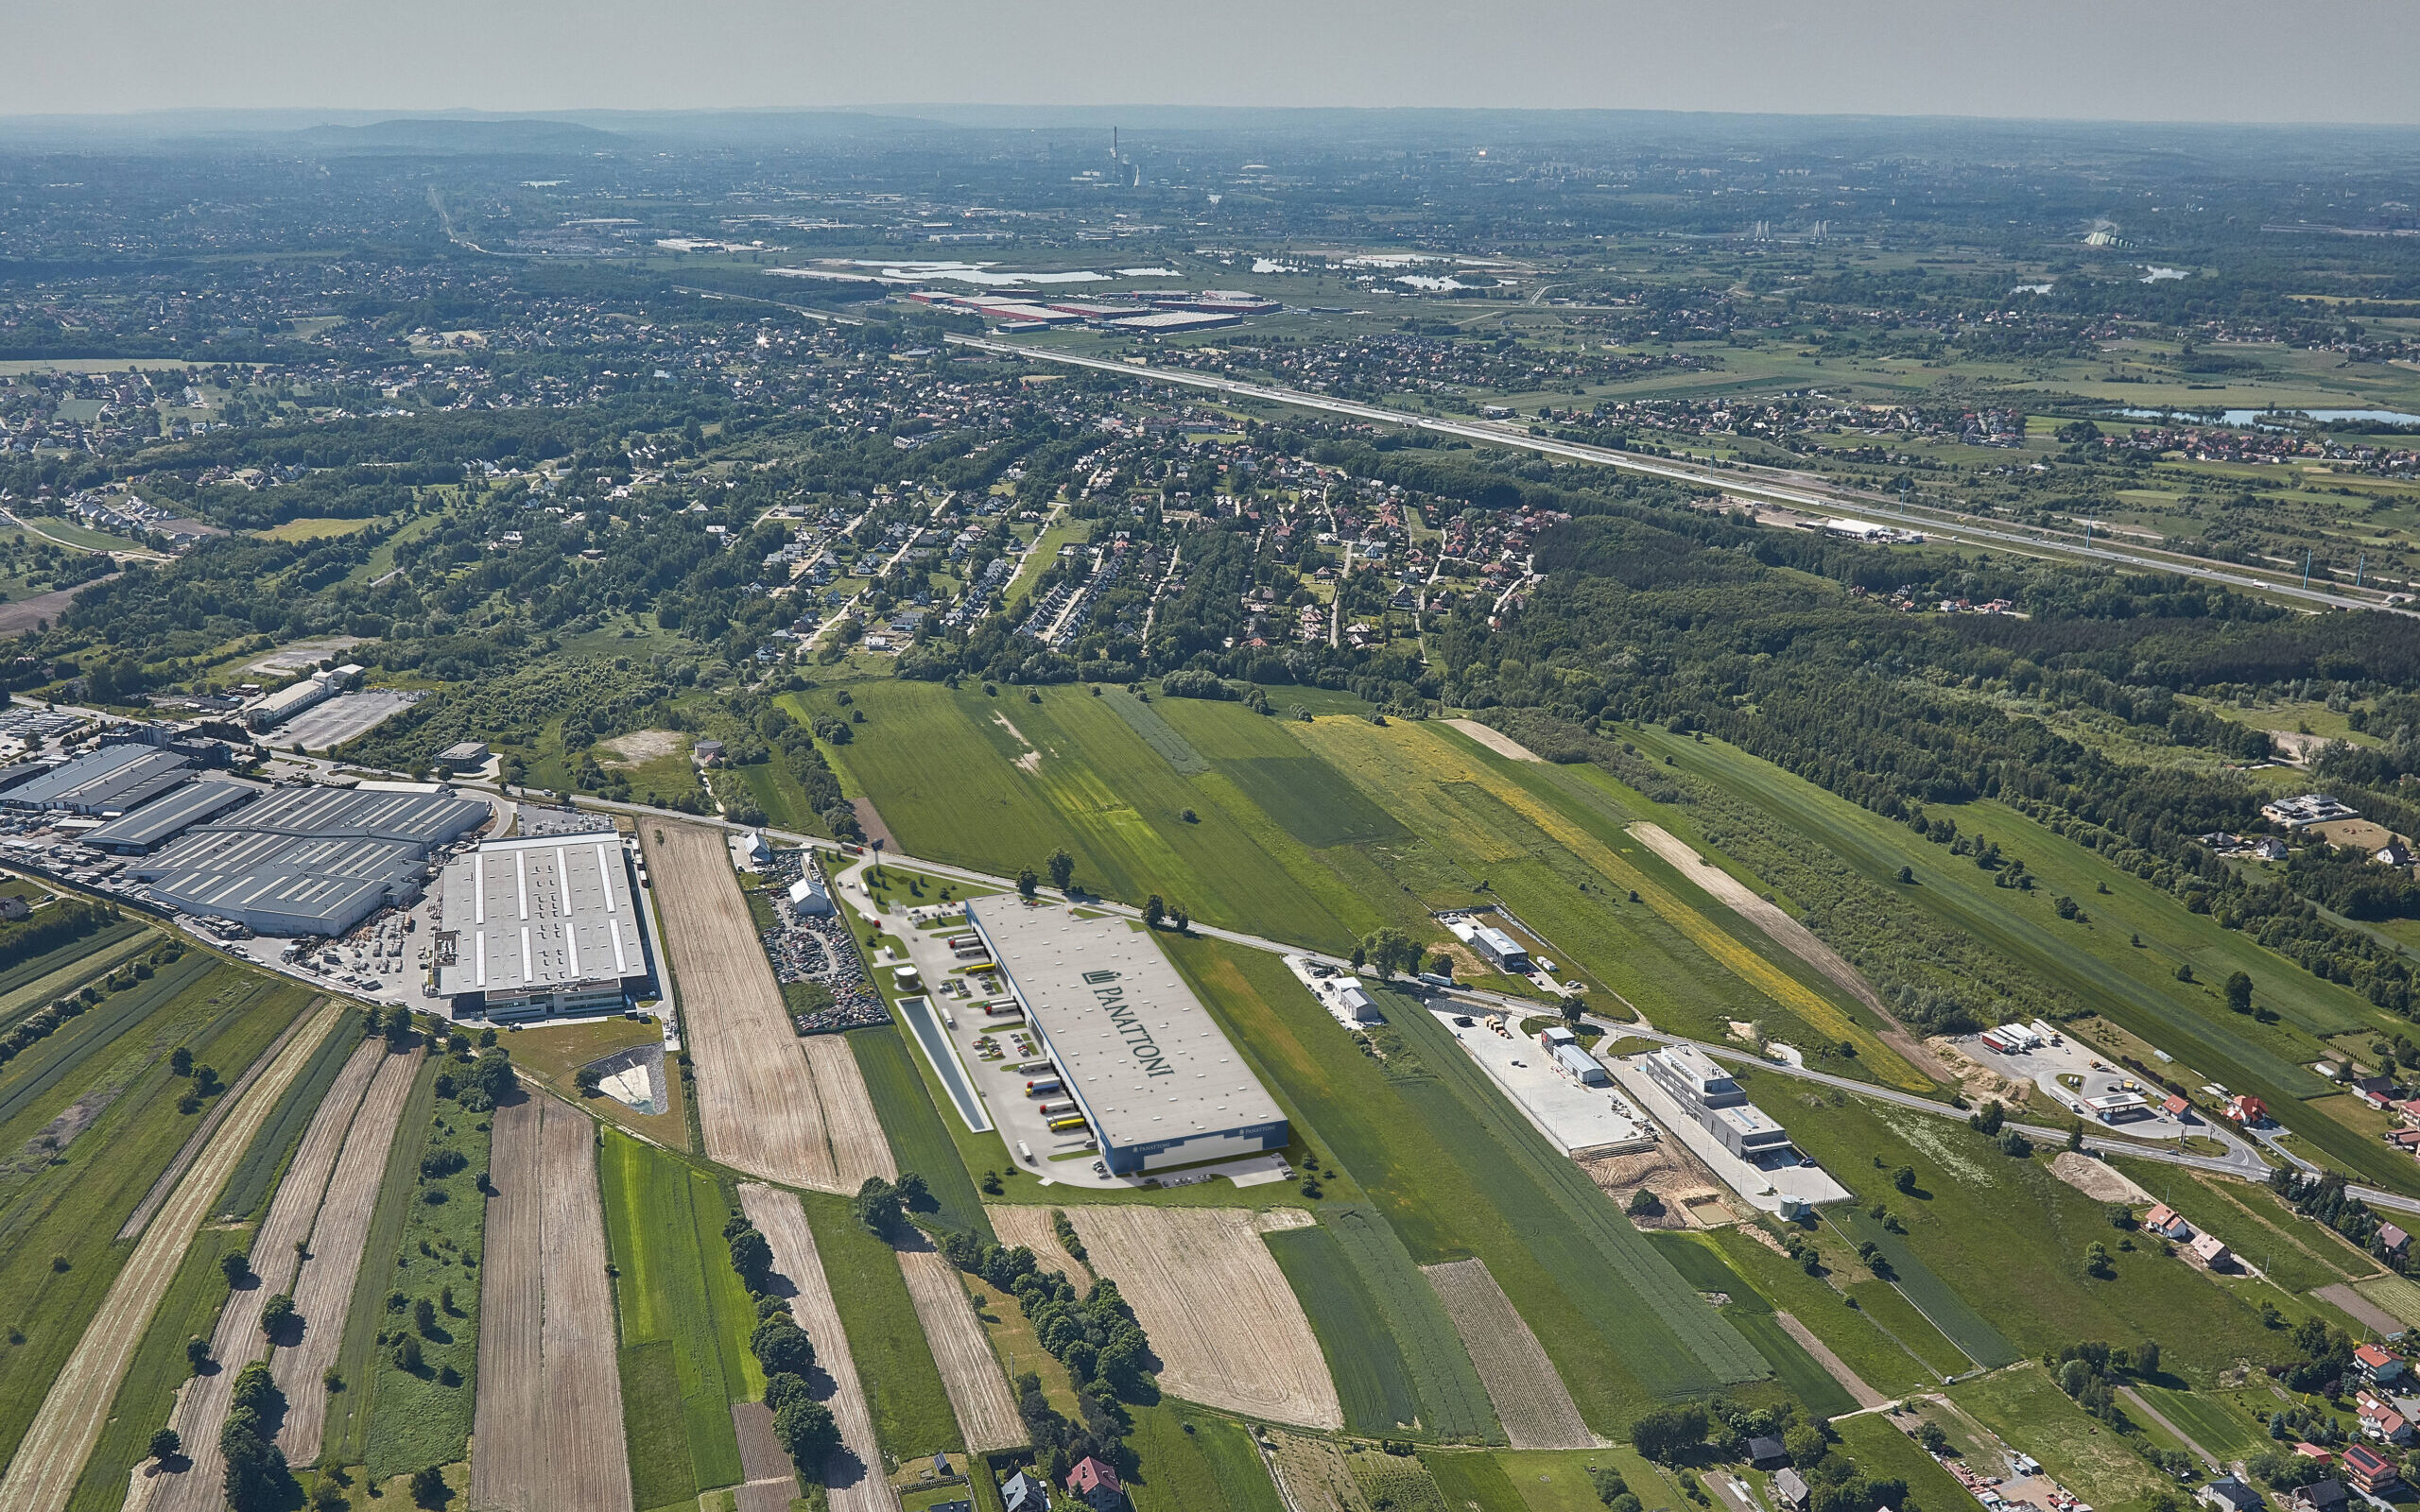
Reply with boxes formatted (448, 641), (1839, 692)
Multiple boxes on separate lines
(2382, 1225), (2412, 1265)
(2356, 1343), (2407, 1387)
(2190, 1232), (2234, 1269)
(2199, 1478), (2262, 1512)
(2378, 841), (2415, 868)
(2344, 1446), (2400, 1496)
(2228, 1095), (2270, 1126)
(2164, 1093), (2196, 1121)
(1067, 1456), (1125, 1512)
(1748, 1435), (1789, 1470)
(2144, 1204), (2197, 1242)
(1000, 1471), (1047, 1512)
(2284, 1479), (2347, 1512)
(2357, 1392), (2413, 1446)
(1773, 1469), (1810, 1512)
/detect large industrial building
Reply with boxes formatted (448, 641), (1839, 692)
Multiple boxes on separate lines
(3, 745), (196, 816)
(433, 833), (649, 1021)
(1641, 1044), (1797, 1161)
(965, 899), (1287, 1175)
(134, 784), (490, 936)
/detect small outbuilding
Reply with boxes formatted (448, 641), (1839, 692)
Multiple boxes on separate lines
(1747, 1435), (1789, 1470)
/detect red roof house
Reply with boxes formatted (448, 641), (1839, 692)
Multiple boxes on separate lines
(1068, 1455), (1126, 1511)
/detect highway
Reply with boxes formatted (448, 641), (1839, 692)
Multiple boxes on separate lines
(942, 333), (2409, 617)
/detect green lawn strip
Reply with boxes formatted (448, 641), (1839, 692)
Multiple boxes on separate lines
(1161, 936), (1712, 1431)
(1641, 729), (2415, 1192)
(1265, 1222), (1423, 1435)
(1320, 1203), (1499, 1443)
(1844, 1281), (1972, 1382)
(1122, 1403), (1286, 1512)
(63, 1226), (251, 1512)
(1950, 1365), (2170, 1510)
(1829, 1210), (2018, 1370)
(1708, 1229), (1943, 1398)
(0, 950), (217, 1141)
(1420, 1449), (1531, 1512)
(1642, 1232), (1856, 1416)
(798, 1189), (961, 1464)
(0, 922), (148, 1025)
(1829, 1412), (1977, 1511)
(1096, 686), (1209, 776)
(321, 1051), (437, 1469)
(692, 1173), (766, 1405)
(215, 1007), (369, 1222)
(1753, 1074), (2281, 1382)
(0, 963), (290, 1468)
(847, 1025), (994, 1241)
(1382, 984), (1767, 1388)
(362, 1059), (489, 1481)
(2133, 1383), (2268, 1459)
(618, 1338), (692, 1512)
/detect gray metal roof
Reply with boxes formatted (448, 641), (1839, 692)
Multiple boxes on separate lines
(145, 867), (390, 932)
(435, 833), (645, 997)
(967, 900), (1284, 1151)
(4, 746), (194, 813)
(82, 778), (261, 851)
(130, 827), (427, 885)
(198, 784), (488, 851)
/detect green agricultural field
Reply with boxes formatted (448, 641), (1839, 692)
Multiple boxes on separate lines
(64, 1226), (251, 1512)
(1844, 1280), (1973, 1382)
(1952, 1366), (2171, 1510)
(1642, 1232), (1855, 1416)
(362, 1058), (490, 1481)
(847, 1025), (993, 1240)
(598, 1129), (753, 1508)
(1757, 1084), (2281, 1382)
(1420, 1450), (1530, 1512)
(216, 1007), (371, 1222)
(1313, 1204), (1497, 1442)
(1829, 1413), (1977, 1512)
(1266, 1222), (1424, 1435)
(1631, 727), (2420, 1193)
(1165, 936), (1759, 1433)
(0, 920), (147, 1019)
(323, 1047), (437, 1471)
(1709, 1229), (1950, 1398)
(798, 1190), (961, 1461)
(2133, 1383), (2269, 1460)
(1122, 1404), (1287, 1512)
(0, 962), (302, 1469)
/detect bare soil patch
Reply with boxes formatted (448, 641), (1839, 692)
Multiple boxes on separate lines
(598, 729), (685, 767)
(730, 1400), (799, 1512)
(2048, 1151), (2154, 1207)
(471, 1097), (634, 1512)
(1065, 1205), (1340, 1430)
(1580, 1141), (1730, 1229)
(1447, 719), (1542, 762)
(737, 1183), (895, 1512)
(147, 1035), (385, 1512)
(1423, 1257), (1594, 1450)
(987, 1206), (1095, 1288)
(897, 1234), (1024, 1452)
(850, 798), (897, 850)
(1926, 1037), (2034, 1111)
(0, 997), (339, 1512)
(274, 1046), (421, 1465)
(1627, 822), (1950, 1081)
(642, 821), (845, 1191)
(7, 1087), (118, 1177)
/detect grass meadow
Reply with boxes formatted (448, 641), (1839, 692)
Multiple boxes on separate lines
(361, 1060), (489, 1481)
(799, 1189), (963, 1463)
(1121, 1403), (1287, 1512)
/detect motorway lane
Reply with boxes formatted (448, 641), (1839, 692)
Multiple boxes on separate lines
(942, 334), (2406, 617)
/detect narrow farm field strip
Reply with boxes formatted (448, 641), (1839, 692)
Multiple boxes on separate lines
(149, 1037), (388, 1512)
(117, 998), (325, 1242)
(318, 1053), (439, 1472)
(273, 1045), (420, 1466)
(736, 1183), (896, 1512)
(849, 1028), (991, 1240)
(1317, 1204), (1498, 1442)
(895, 1236), (1023, 1452)
(1830, 1209), (2018, 1370)
(1423, 1259), (1595, 1451)
(472, 1097), (634, 1512)
(1068, 1205), (1341, 1431)
(642, 821), (843, 1191)
(2349, 1274), (2420, 1330)
(0, 953), (216, 1136)
(0, 994), (337, 1512)
(1265, 1222), (1423, 1435)
(0, 927), (148, 1024)
(215, 1010), (370, 1223)
(800, 1190), (959, 1462)
(1123, 1403), (1288, 1512)
(802, 1032), (894, 1191)
(1708, 1229), (1943, 1399)
(985, 1205), (1093, 1288)
(1773, 1311), (1885, 1410)
(60, 1228), (247, 1512)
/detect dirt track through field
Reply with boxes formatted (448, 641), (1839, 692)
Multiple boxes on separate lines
(985, 1206), (1094, 1288)
(471, 1098), (633, 1512)
(1447, 719), (1542, 762)
(1626, 821), (1950, 1081)
(273, 1046), (421, 1465)
(643, 821), (855, 1191)
(738, 1183), (897, 1512)
(1066, 1206), (1340, 1430)
(895, 1235), (1023, 1452)
(118, 1001), (323, 1243)
(1, 996), (339, 1512)
(141, 1036), (387, 1512)
(1424, 1258), (1594, 1450)
(1774, 1311), (1885, 1410)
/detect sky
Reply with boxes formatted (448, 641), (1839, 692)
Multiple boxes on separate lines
(6, 0), (2418, 126)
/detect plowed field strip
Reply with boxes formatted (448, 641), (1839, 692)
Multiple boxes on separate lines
(802, 1034), (893, 1190)
(538, 1102), (634, 1512)
(643, 822), (843, 1191)
(116, 1002), (323, 1242)
(146, 1037), (386, 1512)
(738, 1183), (897, 1512)
(984, 1207), (1093, 1289)
(896, 1240), (1021, 1452)
(0, 997), (338, 1512)
(274, 1046), (421, 1466)
(1067, 1206), (1340, 1431)
(471, 1098), (544, 1511)
(1424, 1258), (1593, 1451)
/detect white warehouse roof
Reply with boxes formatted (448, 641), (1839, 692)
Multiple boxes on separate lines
(435, 833), (645, 999)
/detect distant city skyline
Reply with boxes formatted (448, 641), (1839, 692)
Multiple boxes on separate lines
(5, 0), (2417, 127)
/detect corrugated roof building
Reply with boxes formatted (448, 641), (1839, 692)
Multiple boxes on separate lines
(433, 833), (648, 1020)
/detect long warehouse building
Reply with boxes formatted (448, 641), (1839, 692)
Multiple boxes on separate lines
(135, 783), (490, 936)
(433, 833), (650, 1021)
(965, 899), (1287, 1175)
